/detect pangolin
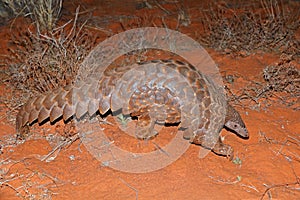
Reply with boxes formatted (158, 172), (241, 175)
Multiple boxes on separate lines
(16, 59), (248, 159)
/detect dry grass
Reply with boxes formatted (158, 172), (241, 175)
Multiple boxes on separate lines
(119, 0), (190, 31)
(4, 7), (98, 99)
(199, 0), (300, 56)
(0, 6), (100, 128)
(225, 54), (300, 110)
(1, 0), (62, 31)
(0, 158), (62, 199)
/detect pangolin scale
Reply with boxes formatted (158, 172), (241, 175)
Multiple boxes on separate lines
(16, 59), (248, 159)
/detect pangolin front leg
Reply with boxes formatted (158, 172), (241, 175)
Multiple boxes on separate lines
(192, 133), (234, 160)
(189, 104), (248, 159)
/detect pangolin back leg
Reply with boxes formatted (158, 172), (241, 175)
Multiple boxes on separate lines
(111, 61), (193, 140)
(126, 81), (182, 140)
(134, 113), (157, 139)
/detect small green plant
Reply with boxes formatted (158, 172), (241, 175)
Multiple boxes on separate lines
(116, 114), (131, 128)
(232, 156), (242, 165)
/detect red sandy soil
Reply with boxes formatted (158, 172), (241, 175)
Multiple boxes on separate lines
(1, 1), (299, 200)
